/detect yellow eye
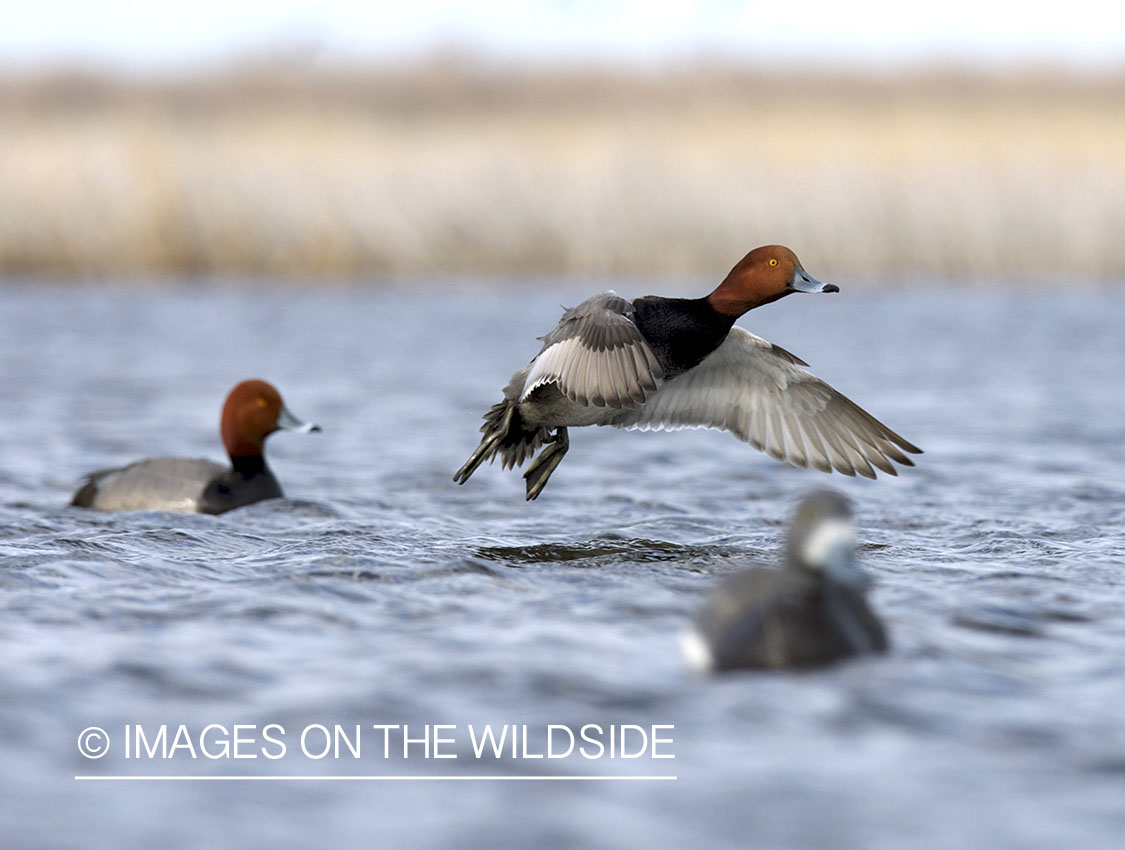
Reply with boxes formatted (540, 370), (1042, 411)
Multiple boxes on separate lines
(769, 258), (778, 266)
(256, 398), (268, 408)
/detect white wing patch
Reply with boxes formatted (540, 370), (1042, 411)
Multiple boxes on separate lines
(521, 294), (664, 410)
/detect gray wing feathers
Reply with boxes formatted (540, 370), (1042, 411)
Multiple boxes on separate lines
(606, 327), (920, 478)
(523, 292), (664, 409)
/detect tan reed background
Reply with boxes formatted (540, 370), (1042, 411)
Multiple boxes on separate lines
(2, 58), (1123, 282)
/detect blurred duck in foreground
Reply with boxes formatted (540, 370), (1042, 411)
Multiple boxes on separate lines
(454, 246), (920, 500)
(684, 490), (888, 672)
(71, 379), (319, 514)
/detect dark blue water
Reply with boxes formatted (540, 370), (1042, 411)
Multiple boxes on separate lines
(1, 281), (1123, 849)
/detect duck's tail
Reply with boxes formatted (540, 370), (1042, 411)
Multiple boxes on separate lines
(70, 476), (100, 507)
(453, 398), (551, 485)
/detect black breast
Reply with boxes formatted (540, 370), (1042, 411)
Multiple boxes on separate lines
(198, 456), (284, 515)
(630, 296), (735, 379)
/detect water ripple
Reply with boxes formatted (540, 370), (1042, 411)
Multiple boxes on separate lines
(1, 286), (1124, 849)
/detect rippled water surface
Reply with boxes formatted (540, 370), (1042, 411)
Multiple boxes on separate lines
(1, 281), (1123, 849)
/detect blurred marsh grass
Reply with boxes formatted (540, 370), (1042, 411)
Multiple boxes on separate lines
(2, 58), (1124, 281)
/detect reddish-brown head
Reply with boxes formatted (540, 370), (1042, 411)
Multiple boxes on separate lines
(220, 379), (320, 459)
(707, 245), (838, 317)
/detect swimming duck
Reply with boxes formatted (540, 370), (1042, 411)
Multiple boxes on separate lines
(71, 379), (319, 514)
(454, 246), (921, 499)
(684, 490), (889, 671)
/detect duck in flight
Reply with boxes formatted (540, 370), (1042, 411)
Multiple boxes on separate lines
(454, 246), (921, 500)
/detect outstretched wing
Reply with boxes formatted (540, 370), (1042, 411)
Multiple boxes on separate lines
(522, 292), (665, 409)
(605, 327), (921, 478)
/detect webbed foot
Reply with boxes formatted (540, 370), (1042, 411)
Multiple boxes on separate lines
(523, 427), (569, 501)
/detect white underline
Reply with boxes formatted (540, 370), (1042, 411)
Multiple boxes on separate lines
(75, 775), (677, 782)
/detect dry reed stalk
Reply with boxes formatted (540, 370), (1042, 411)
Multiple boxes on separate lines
(1, 61), (1123, 281)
